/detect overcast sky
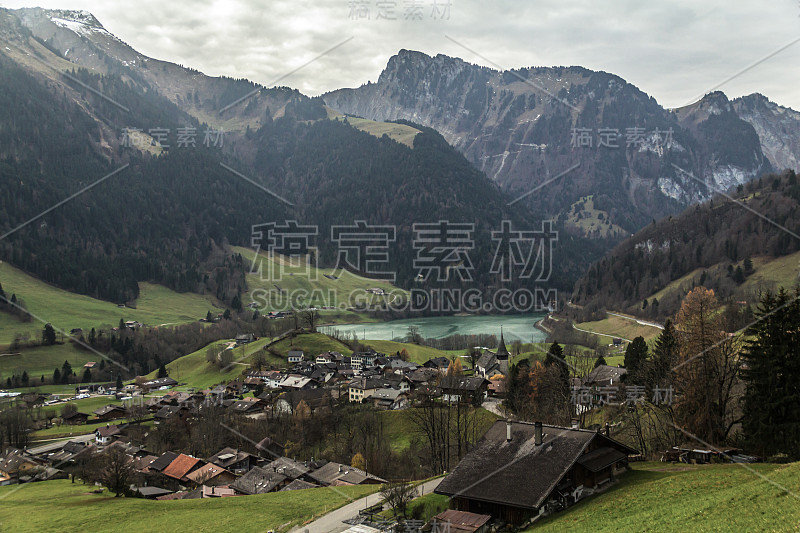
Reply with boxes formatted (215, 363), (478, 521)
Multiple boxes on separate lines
(3, 0), (800, 109)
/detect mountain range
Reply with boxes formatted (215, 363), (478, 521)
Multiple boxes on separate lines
(0, 7), (798, 308)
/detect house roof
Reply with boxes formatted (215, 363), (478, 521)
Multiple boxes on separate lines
(149, 451), (179, 472)
(576, 446), (627, 472)
(439, 376), (489, 392)
(231, 467), (287, 494)
(424, 357), (450, 368)
(230, 400), (262, 412)
(308, 462), (386, 486)
(0, 450), (39, 473)
(136, 486), (174, 497)
(185, 463), (232, 484)
(475, 351), (497, 370)
(95, 425), (121, 438)
(281, 389), (331, 411)
(281, 375), (312, 389)
(62, 411), (89, 420)
(134, 455), (158, 471)
(154, 405), (186, 419)
(371, 388), (406, 401)
(264, 457), (310, 479)
(584, 365), (627, 384)
(201, 485), (236, 498)
(206, 447), (253, 469)
(434, 510), (492, 533)
(435, 421), (637, 510)
(408, 368), (440, 382)
(94, 405), (126, 416)
(142, 377), (178, 387)
(280, 479), (318, 491)
(162, 454), (203, 480)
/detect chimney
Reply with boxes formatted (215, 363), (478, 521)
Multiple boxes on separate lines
(534, 422), (543, 446)
(506, 420), (512, 442)
(339, 464), (343, 473)
(605, 422), (610, 436)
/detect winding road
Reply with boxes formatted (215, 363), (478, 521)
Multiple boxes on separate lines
(290, 478), (443, 533)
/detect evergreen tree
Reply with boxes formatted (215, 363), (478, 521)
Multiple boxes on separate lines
(222, 309), (231, 320)
(594, 355), (606, 368)
(544, 341), (570, 397)
(82, 368), (92, 383)
(116, 374), (123, 390)
(624, 336), (649, 383)
(231, 294), (242, 311)
(742, 288), (800, 458)
(21, 371), (28, 386)
(648, 319), (678, 389)
(157, 363), (168, 378)
(89, 328), (97, 346)
(743, 257), (753, 274)
(61, 360), (73, 384)
(53, 368), (61, 384)
(42, 323), (57, 345)
(206, 310), (213, 321)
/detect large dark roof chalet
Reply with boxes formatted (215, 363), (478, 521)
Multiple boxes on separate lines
(436, 420), (637, 511)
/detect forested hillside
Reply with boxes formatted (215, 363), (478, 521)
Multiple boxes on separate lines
(572, 169), (800, 319)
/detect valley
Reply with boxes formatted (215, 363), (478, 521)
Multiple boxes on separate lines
(0, 4), (799, 533)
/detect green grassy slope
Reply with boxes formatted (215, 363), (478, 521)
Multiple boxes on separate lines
(0, 343), (94, 380)
(0, 261), (222, 345)
(640, 251), (800, 311)
(0, 479), (377, 533)
(528, 462), (800, 532)
(236, 246), (405, 311)
(575, 315), (662, 342)
(143, 338), (277, 390)
(357, 340), (453, 364)
(326, 107), (421, 147)
(266, 332), (354, 359)
(564, 195), (627, 239)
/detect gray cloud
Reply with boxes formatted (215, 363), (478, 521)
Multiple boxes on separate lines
(3, 0), (800, 108)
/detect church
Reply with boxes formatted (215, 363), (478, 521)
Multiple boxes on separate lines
(475, 329), (510, 378)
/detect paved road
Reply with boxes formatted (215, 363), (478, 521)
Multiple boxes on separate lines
(292, 478), (443, 533)
(26, 433), (95, 455)
(607, 312), (664, 330)
(482, 397), (506, 418)
(572, 323), (631, 343)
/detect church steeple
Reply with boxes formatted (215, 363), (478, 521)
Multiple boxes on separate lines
(496, 326), (510, 358)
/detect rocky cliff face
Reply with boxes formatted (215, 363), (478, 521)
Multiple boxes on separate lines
(733, 93), (800, 172)
(325, 50), (774, 237)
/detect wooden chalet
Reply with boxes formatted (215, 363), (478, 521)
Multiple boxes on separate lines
(435, 420), (637, 525)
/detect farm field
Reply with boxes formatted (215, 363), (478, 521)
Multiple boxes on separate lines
(235, 246), (405, 311)
(0, 261), (221, 346)
(575, 315), (662, 342)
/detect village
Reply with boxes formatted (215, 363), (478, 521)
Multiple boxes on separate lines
(0, 326), (727, 533)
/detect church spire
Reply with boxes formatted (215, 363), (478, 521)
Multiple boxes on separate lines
(496, 326), (510, 358)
